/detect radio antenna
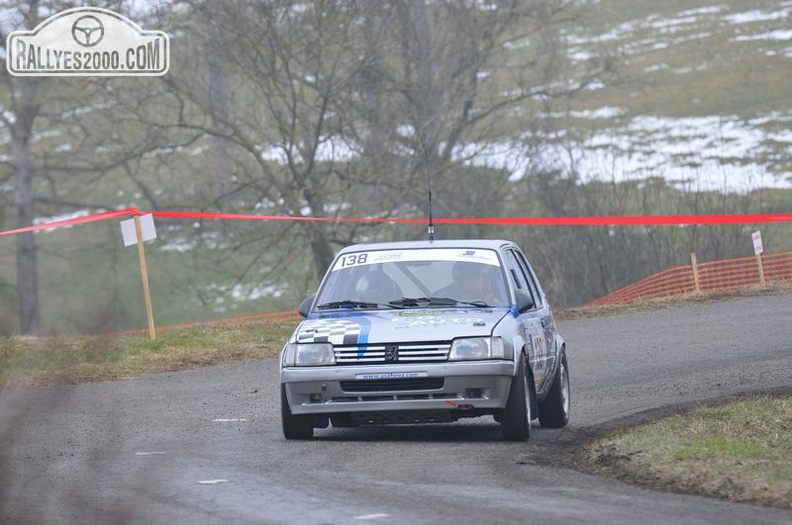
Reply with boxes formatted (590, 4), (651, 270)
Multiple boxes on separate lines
(421, 132), (435, 241)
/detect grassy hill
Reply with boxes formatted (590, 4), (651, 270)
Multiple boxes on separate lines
(551, 0), (792, 189)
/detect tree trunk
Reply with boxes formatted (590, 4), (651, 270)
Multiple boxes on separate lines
(11, 77), (41, 334)
(408, 0), (437, 143)
(309, 224), (335, 280)
(204, 7), (234, 201)
(303, 188), (335, 279)
(361, 3), (388, 160)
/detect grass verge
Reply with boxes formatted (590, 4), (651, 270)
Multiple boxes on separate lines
(582, 396), (792, 509)
(0, 322), (295, 390)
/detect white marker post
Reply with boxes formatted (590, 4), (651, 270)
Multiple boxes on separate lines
(752, 230), (765, 285)
(121, 214), (157, 340)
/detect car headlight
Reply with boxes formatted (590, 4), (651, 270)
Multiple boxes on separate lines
(282, 343), (335, 367)
(449, 337), (504, 361)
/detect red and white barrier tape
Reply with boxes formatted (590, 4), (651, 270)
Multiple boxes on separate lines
(2, 207), (792, 238)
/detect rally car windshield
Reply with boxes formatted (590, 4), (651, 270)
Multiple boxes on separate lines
(314, 248), (510, 310)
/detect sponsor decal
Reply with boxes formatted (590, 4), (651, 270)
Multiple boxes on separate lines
(355, 372), (428, 380)
(331, 248), (501, 271)
(392, 316), (487, 329)
(457, 249), (498, 263)
(7, 7), (169, 76)
(297, 319), (362, 345)
(373, 252), (403, 262)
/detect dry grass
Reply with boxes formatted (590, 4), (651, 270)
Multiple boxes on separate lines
(0, 322), (295, 390)
(583, 396), (792, 509)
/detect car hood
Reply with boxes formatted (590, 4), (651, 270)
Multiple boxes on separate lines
(293, 308), (511, 345)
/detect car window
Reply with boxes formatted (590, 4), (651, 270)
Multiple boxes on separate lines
(513, 249), (543, 307)
(315, 248), (510, 308)
(505, 249), (538, 307)
(503, 250), (520, 288)
(383, 262), (448, 298)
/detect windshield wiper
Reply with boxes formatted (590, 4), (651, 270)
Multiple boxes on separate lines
(389, 297), (447, 307)
(389, 297), (490, 308)
(452, 299), (490, 308)
(315, 300), (403, 310)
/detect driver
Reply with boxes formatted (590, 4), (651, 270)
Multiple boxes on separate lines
(438, 261), (497, 303)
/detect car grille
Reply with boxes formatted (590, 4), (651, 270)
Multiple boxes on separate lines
(340, 378), (445, 392)
(334, 341), (451, 364)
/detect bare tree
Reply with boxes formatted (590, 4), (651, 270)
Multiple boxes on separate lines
(0, 0), (626, 329)
(0, 0), (175, 333)
(124, 0), (622, 298)
(1, 1), (42, 333)
(145, 1), (382, 279)
(347, 0), (621, 225)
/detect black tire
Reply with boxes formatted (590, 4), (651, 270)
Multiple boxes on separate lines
(500, 353), (531, 441)
(281, 384), (314, 440)
(538, 354), (570, 428)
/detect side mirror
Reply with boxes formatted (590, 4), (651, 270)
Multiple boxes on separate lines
(515, 290), (535, 313)
(298, 295), (315, 318)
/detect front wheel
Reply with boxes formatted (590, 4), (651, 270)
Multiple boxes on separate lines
(538, 355), (570, 428)
(500, 354), (531, 441)
(281, 384), (314, 440)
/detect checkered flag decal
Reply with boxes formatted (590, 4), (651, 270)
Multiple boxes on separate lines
(296, 319), (362, 345)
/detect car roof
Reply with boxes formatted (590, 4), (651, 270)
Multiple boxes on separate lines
(336, 239), (518, 255)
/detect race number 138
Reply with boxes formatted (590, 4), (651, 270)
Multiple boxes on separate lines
(338, 253), (368, 268)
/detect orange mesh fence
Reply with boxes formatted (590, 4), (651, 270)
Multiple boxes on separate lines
(106, 309), (303, 337)
(587, 251), (792, 307)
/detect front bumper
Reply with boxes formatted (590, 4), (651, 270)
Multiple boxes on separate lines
(281, 360), (515, 416)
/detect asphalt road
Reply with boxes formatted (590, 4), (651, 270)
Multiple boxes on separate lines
(1, 293), (791, 524)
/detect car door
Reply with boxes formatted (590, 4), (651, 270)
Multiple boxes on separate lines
(502, 248), (548, 391)
(512, 248), (559, 396)
(512, 248), (558, 398)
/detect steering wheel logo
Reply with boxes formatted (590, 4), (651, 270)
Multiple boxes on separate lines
(71, 15), (104, 47)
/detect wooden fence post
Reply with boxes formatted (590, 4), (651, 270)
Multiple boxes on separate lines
(135, 215), (157, 341)
(691, 253), (701, 293)
(756, 253), (765, 285)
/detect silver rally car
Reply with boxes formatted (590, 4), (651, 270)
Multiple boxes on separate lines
(279, 239), (570, 441)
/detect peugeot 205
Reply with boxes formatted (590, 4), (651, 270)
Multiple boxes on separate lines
(279, 239), (570, 441)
